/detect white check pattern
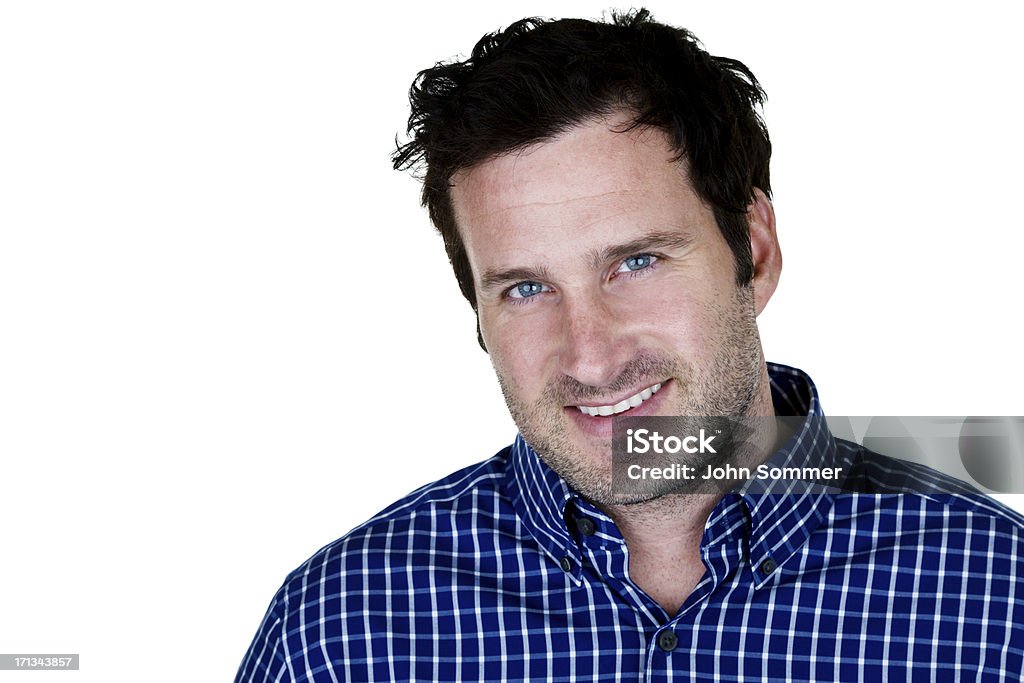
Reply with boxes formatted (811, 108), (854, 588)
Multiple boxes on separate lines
(236, 363), (1024, 681)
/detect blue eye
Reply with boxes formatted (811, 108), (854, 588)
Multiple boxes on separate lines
(617, 254), (656, 273)
(508, 281), (549, 299)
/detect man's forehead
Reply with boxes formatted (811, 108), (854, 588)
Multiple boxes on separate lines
(450, 119), (687, 236)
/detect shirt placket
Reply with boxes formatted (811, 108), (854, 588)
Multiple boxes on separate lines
(571, 498), (751, 682)
(650, 499), (750, 683)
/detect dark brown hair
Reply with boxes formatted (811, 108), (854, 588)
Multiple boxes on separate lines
(393, 8), (771, 321)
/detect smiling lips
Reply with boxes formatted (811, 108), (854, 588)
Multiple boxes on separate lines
(574, 382), (664, 417)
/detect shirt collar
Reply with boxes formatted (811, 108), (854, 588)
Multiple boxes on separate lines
(737, 363), (849, 586)
(503, 362), (844, 581)
(504, 435), (577, 570)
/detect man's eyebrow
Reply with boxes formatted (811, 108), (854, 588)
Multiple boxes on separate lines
(478, 230), (695, 294)
(590, 230), (696, 269)
(480, 265), (554, 294)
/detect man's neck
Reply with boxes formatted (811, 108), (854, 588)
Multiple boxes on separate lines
(597, 371), (778, 617)
(601, 492), (720, 617)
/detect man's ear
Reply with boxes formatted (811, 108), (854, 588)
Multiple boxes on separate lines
(747, 187), (782, 316)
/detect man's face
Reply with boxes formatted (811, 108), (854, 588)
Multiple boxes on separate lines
(451, 116), (776, 505)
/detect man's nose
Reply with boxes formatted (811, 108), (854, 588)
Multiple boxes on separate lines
(557, 294), (635, 389)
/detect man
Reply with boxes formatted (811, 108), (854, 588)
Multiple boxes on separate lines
(236, 9), (1024, 681)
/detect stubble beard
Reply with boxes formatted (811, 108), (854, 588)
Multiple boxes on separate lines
(495, 285), (766, 506)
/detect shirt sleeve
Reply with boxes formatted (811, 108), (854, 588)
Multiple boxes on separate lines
(235, 582), (291, 683)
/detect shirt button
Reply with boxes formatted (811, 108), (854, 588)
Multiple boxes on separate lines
(576, 517), (596, 536)
(657, 630), (678, 652)
(559, 556), (573, 572)
(759, 558), (777, 575)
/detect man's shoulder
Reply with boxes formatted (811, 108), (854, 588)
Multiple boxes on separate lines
(235, 446), (534, 682)
(835, 437), (1024, 546)
(352, 447), (513, 532)
(280, 445), (517, 586)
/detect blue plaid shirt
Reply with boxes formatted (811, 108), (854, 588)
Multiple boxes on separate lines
(237, 363), (1024, 681)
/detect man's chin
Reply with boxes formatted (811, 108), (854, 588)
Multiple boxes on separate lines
(609, 482), (720, 507)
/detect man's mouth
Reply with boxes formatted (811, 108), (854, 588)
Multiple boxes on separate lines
(574, 382), (664, 417)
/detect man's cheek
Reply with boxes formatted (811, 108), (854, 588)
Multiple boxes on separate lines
(487, 308), (556, 356)
(497, 343), (550, 396)
(636, 297), (712, 350)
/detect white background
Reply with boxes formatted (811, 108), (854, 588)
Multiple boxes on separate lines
(1, 2), (1022, 681)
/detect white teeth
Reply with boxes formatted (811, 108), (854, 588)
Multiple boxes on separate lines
(575, 382), (665, 417)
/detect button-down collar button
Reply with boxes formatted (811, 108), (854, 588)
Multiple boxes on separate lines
(657, 630), (678, 652)
(576, 517), (596, 536)
(759, 558), (777, 575)
(559, 556), (573, 572)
